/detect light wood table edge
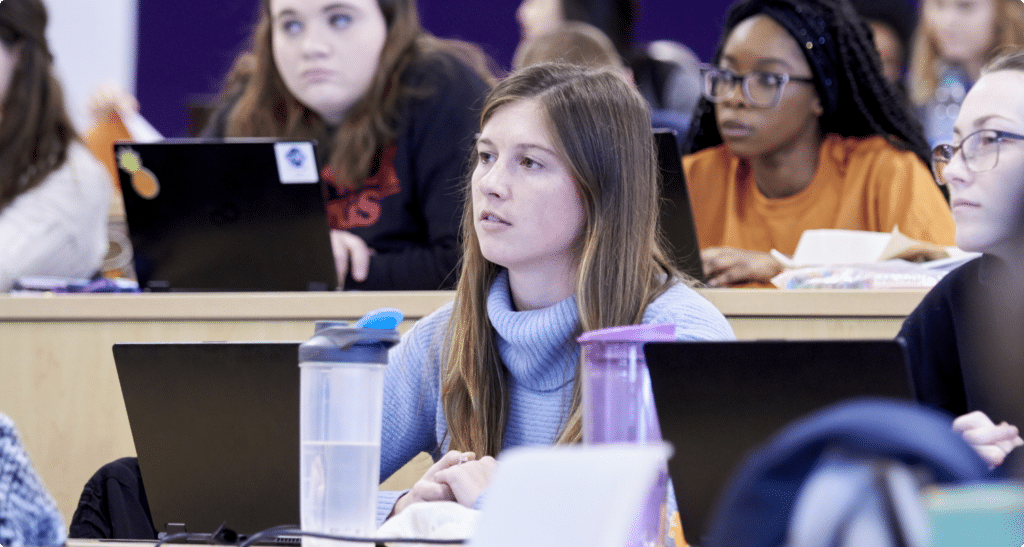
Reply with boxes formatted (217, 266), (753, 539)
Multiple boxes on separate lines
(697, 288), (928, 317)
(1, 291), (456, 321)
(0, 288), (929, 321)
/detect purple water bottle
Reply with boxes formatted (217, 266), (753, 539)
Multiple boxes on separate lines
(578, 324), (676, 547)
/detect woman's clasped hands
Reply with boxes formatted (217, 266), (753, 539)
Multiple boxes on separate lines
(953, 411), (1024, 468)
(392, 450), (498, 516)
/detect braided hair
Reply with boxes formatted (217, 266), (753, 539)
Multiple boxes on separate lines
(686, 0), (930, 169)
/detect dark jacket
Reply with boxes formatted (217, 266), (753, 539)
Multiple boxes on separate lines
(898, 255), (1024, 425)
(703, 399), (989, 547)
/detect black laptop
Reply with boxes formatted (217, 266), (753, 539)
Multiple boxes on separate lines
(654, 130), (704, 283)
(113, 341), (302, 539)
(116, 139), (337, 291)
(643, 339), (914, 546)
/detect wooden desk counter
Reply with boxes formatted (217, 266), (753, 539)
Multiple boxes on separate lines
(0, 288), (927, 525)
(699, 288), (928, 339)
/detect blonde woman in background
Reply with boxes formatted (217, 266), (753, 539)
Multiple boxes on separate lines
(909, 0), (1024, 147)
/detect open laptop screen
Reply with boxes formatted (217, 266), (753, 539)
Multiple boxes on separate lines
(644, 339), (913, 545)
(116, 139), (337, 291)
(654, 130), (704, 283)
(114, 341), (301, 537)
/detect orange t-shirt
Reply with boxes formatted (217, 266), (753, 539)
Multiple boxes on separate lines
(682, 134), (956, 257)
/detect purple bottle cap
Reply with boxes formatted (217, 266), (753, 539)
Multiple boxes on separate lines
(577, 323), (676, 344)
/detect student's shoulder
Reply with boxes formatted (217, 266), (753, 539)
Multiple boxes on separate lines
(903, 257), (984, 341)
(930, 255), (987, 294)
(647, 280), (711, 313)
(682, 143), (736, 184)
(830, 134), (923, 172)
(644, 280), (735, 340)
(402, 299), (457, 345)
(67, 141), (113, 182)
(29, 142), (112, 203)
(682, 143), (732, 168)
(400, 46), (492, 95)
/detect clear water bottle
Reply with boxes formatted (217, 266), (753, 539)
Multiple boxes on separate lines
(298, 310), (401, 546)
(578, 323), (677, 547)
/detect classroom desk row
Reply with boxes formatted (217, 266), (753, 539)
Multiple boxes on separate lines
(0, 288), (928, 525)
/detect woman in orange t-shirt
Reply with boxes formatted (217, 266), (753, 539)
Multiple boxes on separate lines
(683, 0), (955, 287)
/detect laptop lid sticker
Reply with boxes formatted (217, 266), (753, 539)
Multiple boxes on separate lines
(117, 146), (160, 199)
(274, 142), (319, 184)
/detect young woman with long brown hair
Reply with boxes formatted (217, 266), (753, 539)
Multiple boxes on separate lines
(204, 0), (493, 290)
(376, 63), (734, 521)
(909, 0), (1024, 148)
(0, 0), (112, 291)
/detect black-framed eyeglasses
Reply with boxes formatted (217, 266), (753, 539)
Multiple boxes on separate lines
(931, 129), (1024, 185)
(699, 65), (816, 109)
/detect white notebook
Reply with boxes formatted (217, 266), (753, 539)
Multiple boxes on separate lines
(468, 443), (672, 547)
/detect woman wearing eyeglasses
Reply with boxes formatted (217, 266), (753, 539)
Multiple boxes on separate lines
(899, 48), (1024, 471)
(683, 0), (955, 287)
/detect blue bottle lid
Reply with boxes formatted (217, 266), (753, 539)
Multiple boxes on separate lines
(299, 308), (404, 364)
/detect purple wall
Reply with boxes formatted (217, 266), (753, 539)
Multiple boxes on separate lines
(137, 1), (261, 138)
(137, 1), (734, 138)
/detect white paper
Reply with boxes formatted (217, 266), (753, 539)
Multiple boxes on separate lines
(918, 251), (982, 271)
(790, 229), (893, 266)
(468, 443), (672, 547)
(376, 501), (480, 544)
(116, 105), (162, 143)
(273, 142), (319, 184)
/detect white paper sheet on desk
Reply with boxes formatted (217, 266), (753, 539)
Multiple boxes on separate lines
(116, 105), (162, 142)
(786, 229), (894, 266)
(781, 228), (965, 267)
(467, 443), (672, 547)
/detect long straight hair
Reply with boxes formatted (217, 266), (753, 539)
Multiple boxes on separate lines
(909, 0), (1024, 106)
(440, 64), (682, 456)
(223, 0), (493, 189)
(0, 0), (76, 210)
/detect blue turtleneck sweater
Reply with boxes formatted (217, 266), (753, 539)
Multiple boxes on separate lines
(377, 270), (735, 522)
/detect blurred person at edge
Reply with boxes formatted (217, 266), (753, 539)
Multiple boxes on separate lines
(515, 0), (702, 128)
(0, 0), (112, 291)
(847, 0), (915, 87)
(909, 0), (1024, 148)
(512, 21), (626, 74)
(899, 48), (1024, 472)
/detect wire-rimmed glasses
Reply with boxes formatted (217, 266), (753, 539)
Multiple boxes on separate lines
(931, 129), (1024, 185)
(699, 65), (816, 109)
